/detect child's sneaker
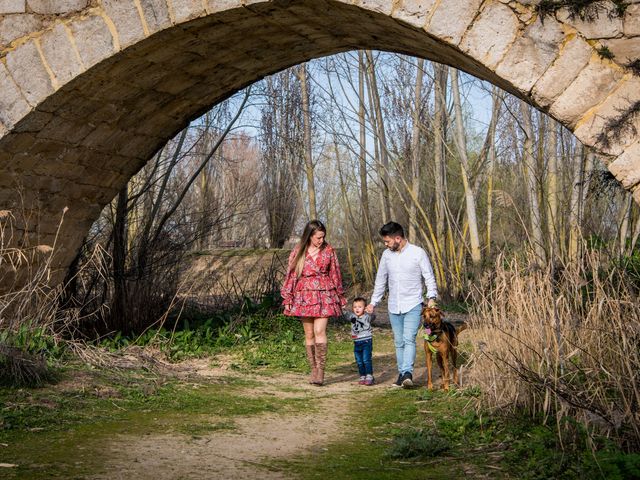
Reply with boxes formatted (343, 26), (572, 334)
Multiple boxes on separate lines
(365, 375), (374, 386)
(358, 376), (366, 385)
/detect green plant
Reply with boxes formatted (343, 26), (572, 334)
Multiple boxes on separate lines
(596, 45), (615, 60)
(387, 429), (451, 459)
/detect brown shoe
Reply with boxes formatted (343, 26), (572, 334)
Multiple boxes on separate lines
(305, 344), (317, 384)
(313, 343), (327, 386)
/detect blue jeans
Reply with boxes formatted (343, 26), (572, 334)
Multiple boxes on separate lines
(353, 338), (373, 376)
(389, 303), (422, 374)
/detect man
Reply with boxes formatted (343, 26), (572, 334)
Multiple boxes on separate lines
(366, 222), (438, 388)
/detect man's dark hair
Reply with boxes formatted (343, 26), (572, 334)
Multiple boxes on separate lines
(379, 221), (405, 238)
(352, 296), (367, 305)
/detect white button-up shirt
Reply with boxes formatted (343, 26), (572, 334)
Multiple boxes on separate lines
(370, 242), (438, 314)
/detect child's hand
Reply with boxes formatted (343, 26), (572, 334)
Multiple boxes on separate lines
(365, 304), (375, 314)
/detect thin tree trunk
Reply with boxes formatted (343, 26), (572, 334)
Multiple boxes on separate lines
(409, 58), (424, 242)
(365, 50), (391, 222)
(298, 63), (318, 220)
(358, 51), (372, 234)
(485, 86), (501, 258)
(619, 193), (633, 256)
(546, 120), (559, 257)
(112, 187), (129, 332)
(568, 143), (585, 262)
(433, 64), (448, 283)
(519, 101), (546, 263)
(451, 69), (481, 268)
(357, 51), (375, 284)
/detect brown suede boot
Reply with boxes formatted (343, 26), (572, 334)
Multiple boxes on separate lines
(313, 343), (327, 386)
(305, 344), (317, 384)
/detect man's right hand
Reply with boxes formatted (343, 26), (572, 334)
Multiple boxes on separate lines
(365, 304), (375, 314)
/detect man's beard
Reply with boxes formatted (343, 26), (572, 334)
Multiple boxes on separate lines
(388, 240), (401, 251)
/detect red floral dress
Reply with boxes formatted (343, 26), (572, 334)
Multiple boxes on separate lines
(281, 244), (346, 318)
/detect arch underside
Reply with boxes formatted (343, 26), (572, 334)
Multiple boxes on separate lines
(0, 0), (637, 282)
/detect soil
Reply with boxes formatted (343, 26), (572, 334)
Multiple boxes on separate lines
(90, 341), (436, 480)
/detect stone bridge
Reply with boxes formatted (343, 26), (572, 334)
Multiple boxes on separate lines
(1, 0), (639, 282)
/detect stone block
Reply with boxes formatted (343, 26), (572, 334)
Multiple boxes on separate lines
(168, 0), (205, 23)
(557, 8), (622, 39)
(460, 1), (519, 70)
(532, 35), (592, 108)
(37, 116), (94, 143)
(139, 0), (172, 33)
(352, 0), (393, 16)
(2, 131), (36, 154)
(12, 109), (53, 133)
(0, 14), (43, 48)
(574, 77), (640, 155)
(608, 141), (640, 188)
(101, 0), (147, 48)
(391, 0), (438, 29)
(549, 58), (622, 127)
(426, 0), (483, 45)
(205, 0), (242, 13)
(624, 4), (640, 37)
(5, 40), (54, 107)
(496, 16), (565, 94)
(0, 0), (25, 13)
(0, 62), (32, 129)
(26, 0), (88, 14)
(68, 14), (116, 68)
(602, 37), (640, 63)
(39, 23), (83, 87)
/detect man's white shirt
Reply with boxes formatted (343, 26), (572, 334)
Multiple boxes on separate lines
(370, 242), (438, 314)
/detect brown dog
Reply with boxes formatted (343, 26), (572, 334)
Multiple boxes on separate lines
(422, 306), (467, 391)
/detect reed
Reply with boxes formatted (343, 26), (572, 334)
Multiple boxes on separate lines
(468, 252), (640, 451)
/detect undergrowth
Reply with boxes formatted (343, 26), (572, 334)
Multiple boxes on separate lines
(97, 293), (306, 365)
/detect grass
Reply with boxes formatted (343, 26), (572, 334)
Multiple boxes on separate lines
(3, 302), (638, 480)
(276, 388), (494, 479)
(0, 362), (312, 479)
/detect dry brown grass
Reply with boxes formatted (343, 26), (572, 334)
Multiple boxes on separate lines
(0, 208), (79, 385)
(468, 252), (640, 450)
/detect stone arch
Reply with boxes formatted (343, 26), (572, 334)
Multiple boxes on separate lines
(0, 0), (639, 280)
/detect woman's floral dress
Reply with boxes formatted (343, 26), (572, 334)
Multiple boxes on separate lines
(281, 244), (346, 318)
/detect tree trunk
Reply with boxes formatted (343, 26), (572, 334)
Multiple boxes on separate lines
(568, 143), (585, 262)
(357, 51), (375, 284)
(365, 50), (391, 222)
(485, 86), (501, 258)
(619, 193), (633, 256)
(112, 187), (129, 333)
(451, 69), (481, 268)
(519, 101), (546, 263)
(546, 120), (559, 257)
(298, 63), (318, 220)
(408, 58), (424, 242)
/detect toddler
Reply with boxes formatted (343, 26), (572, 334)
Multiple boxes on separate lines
(346, 297), (375, 385)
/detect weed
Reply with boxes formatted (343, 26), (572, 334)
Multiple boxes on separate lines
(387, 429), (451, 459)
(596, 45), (615, 60)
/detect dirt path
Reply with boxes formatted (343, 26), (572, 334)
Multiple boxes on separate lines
(90, 341), (424, 480)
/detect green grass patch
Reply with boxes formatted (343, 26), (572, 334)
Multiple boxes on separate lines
(276, 388), (484, 479)
(0, 362), (312, 479)
(277, 382), (639, 480)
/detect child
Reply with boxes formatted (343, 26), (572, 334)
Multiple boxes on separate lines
(346, 297), (375, 385)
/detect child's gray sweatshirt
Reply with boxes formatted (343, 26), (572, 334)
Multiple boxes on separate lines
(346, 312), (374, 341)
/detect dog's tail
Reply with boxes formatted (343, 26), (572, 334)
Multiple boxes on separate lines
(455, 322), (467, 335)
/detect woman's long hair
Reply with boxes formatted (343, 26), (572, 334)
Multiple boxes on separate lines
(291, 220), (327, 277)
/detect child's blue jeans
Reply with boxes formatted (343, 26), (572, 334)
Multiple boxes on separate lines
(353, 338), (373, 376)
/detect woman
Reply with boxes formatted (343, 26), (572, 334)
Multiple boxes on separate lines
(281, 220), (346, 386)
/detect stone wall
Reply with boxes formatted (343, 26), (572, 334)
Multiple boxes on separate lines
(0, 0), (639, 285)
